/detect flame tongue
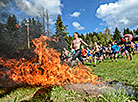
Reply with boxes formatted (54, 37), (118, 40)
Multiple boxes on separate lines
(0, 35), (102, 87)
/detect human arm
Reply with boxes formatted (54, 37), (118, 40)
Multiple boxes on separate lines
(70, 41), (74, 50)
(80, 38), (89, 47)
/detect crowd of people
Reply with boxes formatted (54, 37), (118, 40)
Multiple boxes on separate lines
(61, 32), (138, 68)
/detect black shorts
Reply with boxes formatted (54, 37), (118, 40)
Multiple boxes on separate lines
(93, 52), (99, 57)
(71, 49), (84, 64)
(108, 53), (112, 56)
(126, 48), (131, 53)
(82, 56), (87, 58)
(121, 49), (125, 53)
(112, 52), (118, 55)
(99, 52), (103, 57)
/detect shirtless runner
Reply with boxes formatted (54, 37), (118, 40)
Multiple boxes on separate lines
(70, 32), (89, 68)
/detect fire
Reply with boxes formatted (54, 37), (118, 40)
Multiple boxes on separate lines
(0, 35), (102, 87)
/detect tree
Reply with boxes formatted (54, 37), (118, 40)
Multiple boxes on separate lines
(104, 28), (112, 45)
(55, 15), (67, 37)
(113, 27), (121, 41)
(38, 9), (52, 36)
(7, 14), (17, 30)
(133, 28), (138, 35)
(123, 28), (132, 35)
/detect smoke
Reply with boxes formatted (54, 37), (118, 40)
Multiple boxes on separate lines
(14, 0), (62, 16)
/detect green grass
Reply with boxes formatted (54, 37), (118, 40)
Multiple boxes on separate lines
(0, 86), (38, 102)
(87, 53), (138, 88)
(0, 53), (137, 102)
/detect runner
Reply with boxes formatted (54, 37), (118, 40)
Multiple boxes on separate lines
(134, 42), (138, 51)
(119, 44), (125, 58)
(70, 32), (89, 68)
(81, 46), (88, 62)
(124, 37), (133, 61)
(111, 42), (120, 62)
(61, 48), (70, 62)
(93, 42), (100, 67)
(131, 42), (135, 55)
(99, 44), (104, 63)
(107, 44), (113, 61)
(86, 47), (92, 62)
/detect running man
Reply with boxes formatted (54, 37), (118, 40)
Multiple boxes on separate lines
(81, 46), (88, 62)
(107, 44), (113, 60)
(111, 42), (120, 62)
(99, 44), (104, 63)
(124, 37), (133, 61)
(134, 42), (138, 51)
(93, 42), (100, 67)
(70, 32), (89, 68)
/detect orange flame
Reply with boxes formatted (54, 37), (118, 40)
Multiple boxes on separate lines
(0, 35), (102, 87)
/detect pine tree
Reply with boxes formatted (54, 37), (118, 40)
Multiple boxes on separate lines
(123, 28), (132, 35)
(113, 27), (121, 41)
(55, 15), (67, 37)
(7, 15), (17, 30)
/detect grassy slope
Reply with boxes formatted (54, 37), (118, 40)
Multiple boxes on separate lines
(89, 53), (138, 88)
(0, 53), (137, 102)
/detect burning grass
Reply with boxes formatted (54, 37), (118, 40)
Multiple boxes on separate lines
(0, 35), (102, 87)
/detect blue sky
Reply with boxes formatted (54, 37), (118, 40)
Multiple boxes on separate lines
(61, 0), (117, 35)
(1, 0), (138, 36)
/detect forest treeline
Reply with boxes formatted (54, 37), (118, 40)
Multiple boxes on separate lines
(0, 14), (138, 58)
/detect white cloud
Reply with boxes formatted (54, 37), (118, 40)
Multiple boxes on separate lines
(80, 8), (85, 12)
(14, 0), (62, 16)
(72, 22), (85, 30)
(70, 12), (81, 17)
(94, 28), (99, 32)
(96, 0), (138, 30)
(0, 1), (6, 7)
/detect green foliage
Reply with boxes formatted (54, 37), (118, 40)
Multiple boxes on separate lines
(65, 28), (112, 49)
(113, 27), (121, 41)
(7, 14), (17, 30)
(55, 15), (68, 37)
(133, 28), (138, 35)
(123, 28), (132, 35)
(0, 16), (44, 57)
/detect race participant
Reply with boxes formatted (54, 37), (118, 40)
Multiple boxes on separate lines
(103, 46), (107, 60)
(99, 44), (104, 63)
(131, 42), (135, 55)
(81, 46), (88, 62)
(86, 47), (92, 63)
(111, 42), (120, 62)
(124, 37), (133, 61)
(93, 42), (100, 67)
(107, 44), (113, 60)
(61, 48), (70, 62)
(119, 44), (125, 58)
(134, 42), (138, 51)
(70, 32), (89, 68)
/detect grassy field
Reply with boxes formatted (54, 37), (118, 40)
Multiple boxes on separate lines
(0, 53), (137, 102)
(87, 53), (138, 88)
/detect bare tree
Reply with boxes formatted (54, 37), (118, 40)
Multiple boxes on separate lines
(38, 8), (52, 36)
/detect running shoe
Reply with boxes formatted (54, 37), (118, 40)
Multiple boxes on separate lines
(127, 57), (129, 60)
